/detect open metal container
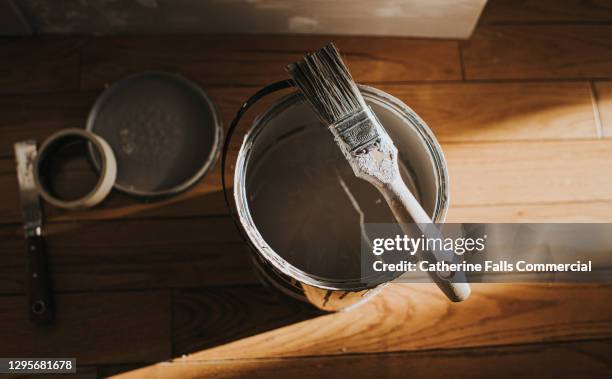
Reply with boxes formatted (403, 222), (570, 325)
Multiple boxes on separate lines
(225, 82), (449, 311)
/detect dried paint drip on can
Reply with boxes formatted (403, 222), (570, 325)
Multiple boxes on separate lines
(233, 85), (449, 311)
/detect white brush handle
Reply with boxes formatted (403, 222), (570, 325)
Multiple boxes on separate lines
(329, 107), (470, 301)
(354, 155), (471, 302)
(382, 174), (471, 302)
(386, 176), (432, 225)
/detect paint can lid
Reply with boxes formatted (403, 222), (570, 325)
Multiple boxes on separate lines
(86, 71), (222, 200)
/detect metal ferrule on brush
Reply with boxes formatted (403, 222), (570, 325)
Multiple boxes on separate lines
(329, 108), (380, 154)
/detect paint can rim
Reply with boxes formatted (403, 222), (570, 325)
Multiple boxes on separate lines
(233, 84), (449, 291)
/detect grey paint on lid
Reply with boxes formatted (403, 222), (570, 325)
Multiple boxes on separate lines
(86, 71), (222, 199)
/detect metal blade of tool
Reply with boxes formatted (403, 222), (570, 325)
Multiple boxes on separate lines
(15, 141), (42, 234)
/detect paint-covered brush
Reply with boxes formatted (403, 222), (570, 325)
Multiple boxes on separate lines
(287, 43), (470, 302)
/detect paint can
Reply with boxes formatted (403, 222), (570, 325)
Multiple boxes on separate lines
(224, 82), (449, 311)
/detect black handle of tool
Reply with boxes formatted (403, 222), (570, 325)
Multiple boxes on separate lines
(26, 234), (54, 325)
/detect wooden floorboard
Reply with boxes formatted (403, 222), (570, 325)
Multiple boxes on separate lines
(0, 91), (97, 158)
(170, 283), (612, 359)
(444, 139), (612, 206)
(173, 286), (321, 355)
(480, 0), (612, 23)
(448, 200), (612, 222)
(377, 81), (598, 141)
(0, 291), (171, 365)
(594, 81), (612, 137)
(0, 218), (252, 294)
(112, 340), (612, 379)
(79, 35), (462, 89)
(461, 26), (612, 79)
(0, 37), (82, 94)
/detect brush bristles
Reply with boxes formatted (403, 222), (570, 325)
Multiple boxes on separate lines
(287, 43), (366, 125)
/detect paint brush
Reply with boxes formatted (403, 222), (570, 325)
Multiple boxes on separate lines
(287, 43), (470, 302)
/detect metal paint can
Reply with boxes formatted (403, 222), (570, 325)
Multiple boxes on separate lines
(228, 84), (449, 311)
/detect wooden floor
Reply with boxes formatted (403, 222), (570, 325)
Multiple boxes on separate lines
(1, 1), (612, 378)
